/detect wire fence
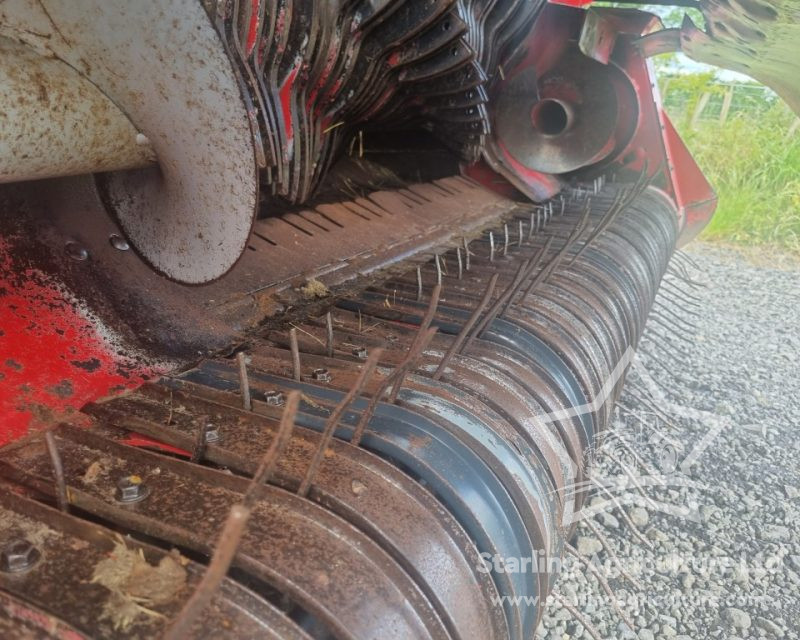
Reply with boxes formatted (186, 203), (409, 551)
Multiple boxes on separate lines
(660, 79), (798, 134)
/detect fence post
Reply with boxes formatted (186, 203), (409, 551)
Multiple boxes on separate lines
(719, 87), (734, 123)
(690, 92), (711, 130)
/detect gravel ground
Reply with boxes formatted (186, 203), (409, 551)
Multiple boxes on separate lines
(536, 242), (800, 640)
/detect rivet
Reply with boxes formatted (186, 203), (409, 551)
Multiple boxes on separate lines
(65, 241), (88, 262)
(109, 234), (130, 251)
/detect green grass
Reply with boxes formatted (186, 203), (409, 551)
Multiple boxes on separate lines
(671, 103), (800, 252)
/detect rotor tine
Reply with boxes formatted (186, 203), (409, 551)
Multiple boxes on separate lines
(518, 219), (524, 247)
(501, 239), (553, 316)
(469, 258), (533, 338)
(325, 312), (334, 358)
(489, 231), (495, 261)
(388, 283), (441, 402)
(163, 504), (252, 640)
(605, 452), (659, 510)
(590, 476), (654, 549)
(351, 327), (438, 446)
(237, 352), (252, 411)
(457, 247), (463, 280)
(416, 266), (423, 301)
(550, 591), (604, 640)
(249, 391), (300, 495)
(299, 350), (382, 497)
(566, 544), (636, 632)
(583, 518), (645, 590)
(44, 430), (68, 513)
(165, 393), (300, 640)
(433, 273), (499, 379)
(289, 328), (301, 381)
(191, 414), (210, 463)
(569, 188), (627, 266)
(503, 223), (509, 255)
(463, 237), (471, 270)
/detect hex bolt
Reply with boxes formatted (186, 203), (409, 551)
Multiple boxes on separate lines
(0, 539), (41, 574)
(64, 241), (88, 262)
(109, 233), (130, 251)
(264, 390), (285, 406)
(115, 474), (150, 503)
(203, 424), (221, 444)
(311, 368), (331, 383)
(352, 346), (368, 359)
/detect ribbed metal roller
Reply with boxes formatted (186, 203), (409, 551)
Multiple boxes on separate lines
(0, 183), (678, 639)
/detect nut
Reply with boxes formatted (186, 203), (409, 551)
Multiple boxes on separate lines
(311, 368), (331, 382)
(352, 346), (368, 359)
(115, 475), (150, 503)
(263, 390), (285, 406)
(203, 424), (221, 444)
(0, 539), (41, 573)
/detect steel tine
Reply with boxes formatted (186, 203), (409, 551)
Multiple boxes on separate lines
(298, 348), (383, 497)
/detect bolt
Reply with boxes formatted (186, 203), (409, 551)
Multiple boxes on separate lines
(64, 241), (88, 262)
(352, 346), (368, 359)
(203, 424), (221, 444)
(263, 390), (285, 406)
(109, 234), (130, 251)
(311, 368), (331, 382)
(0, 539), (40, 573)
(115, 475), (150, 503)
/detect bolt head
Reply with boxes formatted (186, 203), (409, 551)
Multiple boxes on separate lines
(64, 241), (88, 262)
(109, 233), (130, 251)
(352, 346), (368, 359)
(311, 368), (331, 382)
(203, 424), (221, 444)
(115, 475), (150, 503)
(264, 390), (285, 406)
(1, 539), (40, 573)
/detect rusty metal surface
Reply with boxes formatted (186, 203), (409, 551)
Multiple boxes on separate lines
(0, 425), (454, 640)
(0, 485), (311, 639)
(0, 0), (259, 284)
(86, 383), (509, 640)
(0, 37), (156, 184)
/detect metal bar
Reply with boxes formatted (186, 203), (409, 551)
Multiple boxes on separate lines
(44, 431), (68, 513)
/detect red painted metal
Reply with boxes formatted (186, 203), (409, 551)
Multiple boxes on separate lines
(547, 0), (594, 7)
(606, 33), (716, 242)
(660, 113), (717, 244)
(0, 238), (155, 446)
(118, 433), (191, 457)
